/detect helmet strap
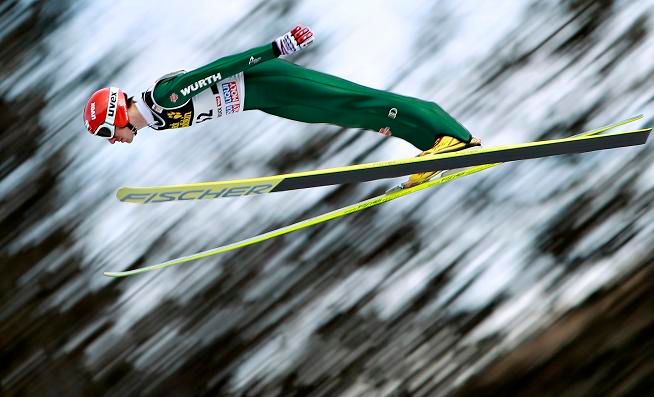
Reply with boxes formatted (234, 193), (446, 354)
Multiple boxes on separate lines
(127, 122), (139, 135)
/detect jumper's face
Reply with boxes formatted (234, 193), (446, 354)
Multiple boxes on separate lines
(108, 126), (135, 144)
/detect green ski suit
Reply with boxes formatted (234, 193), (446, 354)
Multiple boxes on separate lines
(142, 43), (472, 151)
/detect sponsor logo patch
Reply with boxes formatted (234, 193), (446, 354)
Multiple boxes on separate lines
(388, 108), (398, 119)
(249, 56), (261, 65)
(107, 92), (117, 118)
(166, 111), (193, 128)
(90, 102), (97, 120)
(215, 95), (223, 117)
(221, 81), (241, 114)
(121, 184), (275, 203)
(180, 72), (222, 96)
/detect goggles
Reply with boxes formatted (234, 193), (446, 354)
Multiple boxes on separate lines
(92, 121), (138, 139)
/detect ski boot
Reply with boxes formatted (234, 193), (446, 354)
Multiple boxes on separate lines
(387, 135), (481, 193)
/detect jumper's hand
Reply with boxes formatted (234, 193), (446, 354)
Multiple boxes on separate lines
(275, 26), (315, 56)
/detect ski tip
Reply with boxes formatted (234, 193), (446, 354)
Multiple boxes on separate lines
(115, 188), (127, 202)
(103, 271), (132, 278)
(115, 188), (140, 203)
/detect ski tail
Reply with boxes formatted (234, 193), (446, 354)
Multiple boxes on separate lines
(570, 114), (643, 137)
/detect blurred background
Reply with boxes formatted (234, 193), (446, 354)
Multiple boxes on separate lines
(2, 0), (653, 396)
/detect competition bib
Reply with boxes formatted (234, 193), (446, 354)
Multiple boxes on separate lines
(142, 71), (246, 130)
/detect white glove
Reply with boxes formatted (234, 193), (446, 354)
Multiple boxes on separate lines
(275, 26), (315, 56)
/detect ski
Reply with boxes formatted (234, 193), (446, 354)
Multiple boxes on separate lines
(104, 163), (499, 277)
(104, 119), (649, 277)
(116, 116), (648, 204)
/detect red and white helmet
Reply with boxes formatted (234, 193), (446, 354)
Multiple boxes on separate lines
(83, 87), (131, 139)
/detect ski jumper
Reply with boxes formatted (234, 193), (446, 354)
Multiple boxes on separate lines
(141, 43), (472, 151)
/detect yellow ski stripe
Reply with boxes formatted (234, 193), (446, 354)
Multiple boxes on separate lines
(104, 125), (651, 277)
